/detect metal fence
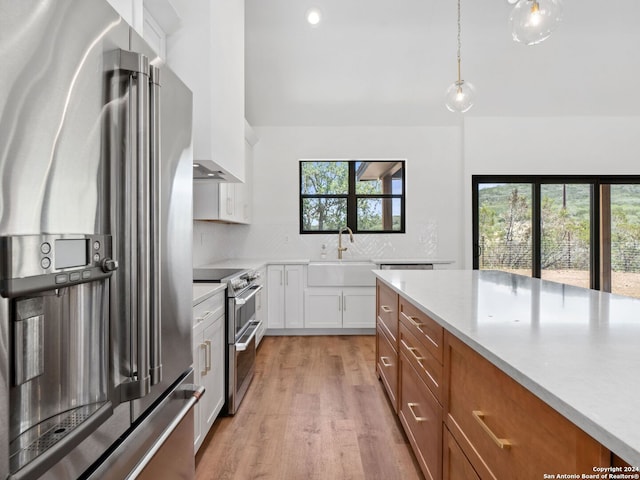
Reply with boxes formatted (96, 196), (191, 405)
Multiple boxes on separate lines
(479, 238), (640, 273)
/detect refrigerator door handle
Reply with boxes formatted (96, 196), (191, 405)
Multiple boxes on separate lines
(112, 49), (152, 402)
(132, 51), (152, 398)
(149, 64), (162, 386)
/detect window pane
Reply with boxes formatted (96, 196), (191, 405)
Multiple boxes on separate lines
(540, 184), (591, 289)
(301, 198), (346, 231)
(610, 184), (640, 298)
(478, 183), (532, 275)
(357, 198), (402, 231)
(301, 161), (348, 195)
(355, 161), (404, 195)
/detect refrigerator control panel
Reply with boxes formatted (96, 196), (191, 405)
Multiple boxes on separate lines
(0, 234), (115, 298)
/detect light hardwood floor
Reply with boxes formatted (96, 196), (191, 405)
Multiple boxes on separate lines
(195, 335), (424, 480)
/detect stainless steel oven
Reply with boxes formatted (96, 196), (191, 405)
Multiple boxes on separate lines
(227, 278), (262, 414)
(193, 268), (263, 415)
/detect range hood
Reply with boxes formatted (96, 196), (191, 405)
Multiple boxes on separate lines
(193, 160), (226, 180)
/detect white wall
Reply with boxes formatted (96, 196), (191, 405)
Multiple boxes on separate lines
(462, 116), (640, 268)
(193, 125), (463, 266)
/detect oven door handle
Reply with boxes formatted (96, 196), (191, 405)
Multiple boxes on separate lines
(235, 321), (261, 352)
(235, 284), (263, 306)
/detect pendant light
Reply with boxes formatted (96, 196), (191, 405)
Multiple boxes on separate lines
(445, 0), (475, 113)
(510, 0), (563, 46)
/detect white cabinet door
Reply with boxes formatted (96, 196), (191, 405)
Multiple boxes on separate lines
(202, 314), (225, 431)
(192, 290), (225, 452)
(218, 183), (235, 222)
(284, 265), (304, 328)
(192, 322), (205, 451)
(267, 264), (305, 329)
(304, 289), (342, 328)
(267, 266), (285, 328)
(342, 288), (376, 328)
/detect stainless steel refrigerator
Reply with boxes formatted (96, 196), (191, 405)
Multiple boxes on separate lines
(0, 1), (198, 478)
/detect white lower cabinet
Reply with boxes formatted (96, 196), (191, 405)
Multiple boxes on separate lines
(192, 289), (225, 452)
(304, 287), (375, 329)
(267, 264), (304, 329)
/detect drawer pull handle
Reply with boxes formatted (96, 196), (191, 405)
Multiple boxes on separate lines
(205, 340), (212, 372)
(472, 410), (512, 450)
(407, 403), (427, 423)
(380, 305), (392, 313)
(401, 340), (425, 363)
(380, 356), (392, 367)
(402, 312), (424, 331)
(200, 343), (208, 376)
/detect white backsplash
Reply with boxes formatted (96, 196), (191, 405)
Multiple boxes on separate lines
(193, 220), (442, 266)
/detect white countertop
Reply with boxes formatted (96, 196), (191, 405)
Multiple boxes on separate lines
(195, 257), (454, 270)
(373, 269), (640, 466)
(192, 283), (226, 305)
(370, 258), (454, 265)
(196, 258), (308, 271)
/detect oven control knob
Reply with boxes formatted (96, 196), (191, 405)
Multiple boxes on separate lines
(101, 258), (119, 273)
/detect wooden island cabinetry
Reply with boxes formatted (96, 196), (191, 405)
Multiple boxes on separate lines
(376, 281), (399, 412)
(375, 278), (620, 480)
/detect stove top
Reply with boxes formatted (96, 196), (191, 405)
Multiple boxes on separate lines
(193, 268), (246, 282)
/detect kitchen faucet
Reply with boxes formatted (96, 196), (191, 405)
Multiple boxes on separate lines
(338, 226), (354, 259)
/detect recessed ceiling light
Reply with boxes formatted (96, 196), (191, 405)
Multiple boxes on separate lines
(306, 8), (321, 26)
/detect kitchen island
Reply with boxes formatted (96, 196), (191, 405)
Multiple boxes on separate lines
(373, 269), (640, 478)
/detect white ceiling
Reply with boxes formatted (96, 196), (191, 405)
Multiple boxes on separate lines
(245, 0), (640, 127)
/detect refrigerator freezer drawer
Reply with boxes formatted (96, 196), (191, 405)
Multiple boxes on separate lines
(87, 370), (202, 479)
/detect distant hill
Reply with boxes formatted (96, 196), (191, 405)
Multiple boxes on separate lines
(478, 183), (640, 223)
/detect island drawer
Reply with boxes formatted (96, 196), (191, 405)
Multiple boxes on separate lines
(376, 280), (398, 344)
(399, 322), (443, 403)
(399, 347), (442, 480)
(376, 323), (398, 413)
(399, 296), (443, 364)
(443, 426), (480, 480)
(445, 333), (609, 479)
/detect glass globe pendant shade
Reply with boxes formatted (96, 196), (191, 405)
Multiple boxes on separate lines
(445, 80), (476, 113)
(510, 0), (563, 45)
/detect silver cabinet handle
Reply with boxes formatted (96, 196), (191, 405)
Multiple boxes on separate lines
(205, 340), (212, 372)
(407, 403), (427, 423)
(380, 356), (392, 367)
(380, 305), (392, 313)
(200, 343), (208, 376)
(343, 296), (346, 311)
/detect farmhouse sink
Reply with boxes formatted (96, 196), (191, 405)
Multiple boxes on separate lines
(307, 261), (376, 287)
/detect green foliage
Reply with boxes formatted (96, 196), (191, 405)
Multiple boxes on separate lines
(301, 161), (399, 232)
(478, 183), (640, 273)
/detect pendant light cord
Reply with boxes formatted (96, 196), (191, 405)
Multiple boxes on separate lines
(457, 0), (461, 84)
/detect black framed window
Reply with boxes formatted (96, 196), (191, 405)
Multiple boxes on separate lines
(472, 175), (640, 298)
(300, 160), (405, 234)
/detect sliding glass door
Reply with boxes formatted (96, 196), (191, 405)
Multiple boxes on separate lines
(473, 176), (640, 298)
(477, 183), (532, 276)
(606, 184), (640, 298)
(540, 184), (591, 289)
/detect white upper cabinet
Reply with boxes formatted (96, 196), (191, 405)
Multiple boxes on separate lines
(165, 0), (245, 182)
